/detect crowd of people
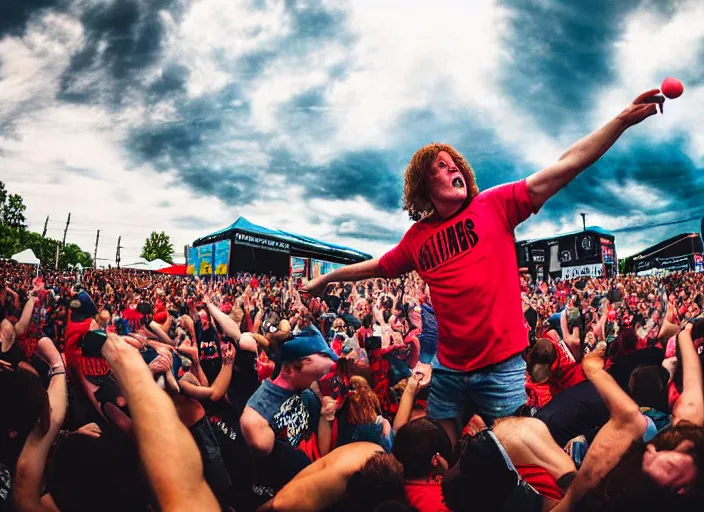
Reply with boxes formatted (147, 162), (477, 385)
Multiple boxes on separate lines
(2, 89), (702, 511)
(0, 261), (702, 511)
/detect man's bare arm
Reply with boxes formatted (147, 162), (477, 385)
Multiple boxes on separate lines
(555, 349), (646, 510)
(304, 258), (382, 296)
(527, 90), (661, 210)
(241, 406), (276, 456)
(207, 302), (242, 342)
(179, 345), (234, 402)
(673, 324), (704, 426)
(14, 296), (37, 337)
(13, 340), (67, 512)
(101, 334), (218, 512)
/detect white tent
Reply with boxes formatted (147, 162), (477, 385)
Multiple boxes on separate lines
(11, 249), (40, 266)
(148, 259), (171, 271)
(122, 259), (172, 271)
(122, 260), (153, 271)
(11, 249), (40, 275)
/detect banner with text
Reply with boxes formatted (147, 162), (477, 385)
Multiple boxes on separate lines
(561, 263), (604, 280)
(636, 255), (691, 273)
(197, 244), (214, 276)
(530, 248), (545, 264)
(214, 240), (231, 276)
(186, 247), (198, 275)
(234, 232), (290, 253)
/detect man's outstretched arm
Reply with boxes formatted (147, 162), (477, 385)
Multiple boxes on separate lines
(527, 89), (662, 210)
(673, 323), (704, 426)
(101, 333), (219, 512)
(304, 258), (382, 296)
(553, 348), (646, 510)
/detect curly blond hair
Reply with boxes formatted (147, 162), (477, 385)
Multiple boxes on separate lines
(403, 143), (479, 221)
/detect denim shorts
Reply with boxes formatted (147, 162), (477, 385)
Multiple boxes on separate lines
(428, 353), (527, 427)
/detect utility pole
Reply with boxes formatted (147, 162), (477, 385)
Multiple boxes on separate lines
(116, 236), (122, 269)
(54, 243), (60, 269)
(62, 213), (71, 248)
(42, 216), (49, 238)
(580, 212), (587, 232)
(93, 230), (100, 268)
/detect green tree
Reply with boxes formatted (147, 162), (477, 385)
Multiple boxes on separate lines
(0, 181), (92, 268)
(60, 243), (93, 268)
(0, 224), (22, 258)
(141, 231), (174, 263)
(3, 193), (27, 229)
(619, 257), (633, 275)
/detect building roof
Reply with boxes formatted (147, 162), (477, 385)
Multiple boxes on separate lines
(629, 232), (701, 261)
(193, 216), (372, 261)
(518, 226), (614, 245)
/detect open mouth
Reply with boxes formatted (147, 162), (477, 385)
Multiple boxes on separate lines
(452, 177), (464, 189)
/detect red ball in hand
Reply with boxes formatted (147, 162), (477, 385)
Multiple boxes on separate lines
(661, 77), (683, 99)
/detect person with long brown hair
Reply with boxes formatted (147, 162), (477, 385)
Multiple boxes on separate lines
(336, 376), (393, 452)
(305, 89), (665, 446)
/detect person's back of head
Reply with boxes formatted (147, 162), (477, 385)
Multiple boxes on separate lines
(47, 432), (152, 512)
(442, 432), (521, 512)
(576, 435), (704, 512)
(629, 365), (670, 411)
(346, 453), (408, 510)
(392, 418), (452, 480)
(0, 370), (49, 463)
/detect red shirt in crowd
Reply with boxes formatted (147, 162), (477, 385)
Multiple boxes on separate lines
(65, 315), (111, 378)
(379, 180), (538, 371)
(404, 480), (450, 512)
(548, 338), (586, 395)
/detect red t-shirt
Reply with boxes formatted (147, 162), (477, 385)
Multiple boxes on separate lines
(515, 464), (563, 501)
(526, 379), (553, 409)
(549, 338), (585, 394)
(65, 316), (111, 378)
(404, 480), (449, 512)
(378, 180), (538, 371)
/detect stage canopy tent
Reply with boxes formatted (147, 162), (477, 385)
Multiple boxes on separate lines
(630, 233), (703, 274)
(11, 249), (40, 266)
(193, 216), (372, 265)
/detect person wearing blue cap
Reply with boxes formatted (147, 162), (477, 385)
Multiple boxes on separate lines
(239, 325), (337, 506)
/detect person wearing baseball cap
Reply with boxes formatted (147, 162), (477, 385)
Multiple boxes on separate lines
(239, 325), (336, 508)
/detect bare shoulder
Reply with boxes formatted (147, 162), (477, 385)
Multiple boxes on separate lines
(328, 442), (385, 473)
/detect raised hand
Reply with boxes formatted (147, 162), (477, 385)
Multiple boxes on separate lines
(616, 89), (664, 126)
(303, 276), (328, 297)
(176, 336), (199, 362)
(582, 346), (606, 376)
(413, 362), (432, 389)
(149, 353), (172, 375)
(321, 396), (337, 422)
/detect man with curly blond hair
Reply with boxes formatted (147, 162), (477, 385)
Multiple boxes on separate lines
(306, 89), (665, 445)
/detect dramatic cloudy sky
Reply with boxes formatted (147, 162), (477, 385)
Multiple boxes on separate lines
(1, 0), (704, 266)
